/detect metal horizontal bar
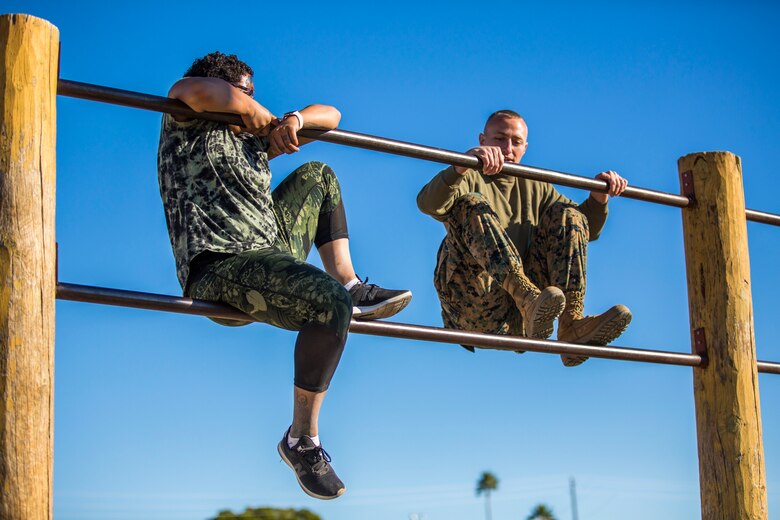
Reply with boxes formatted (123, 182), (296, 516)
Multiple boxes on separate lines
(745, 209), (780, 227)
(757, 361), (780, 375)
(59, 78), (780, 224)
(302, 128), (691, 208)
(64, 77), (764, 215)
(56, 281), (709, 369)
(347, 319), (702, 367)
(57, 282), (780, 374)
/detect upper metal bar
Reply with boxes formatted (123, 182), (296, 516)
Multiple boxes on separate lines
(55, 281), (776, 374)
(62, 78), (780, 222)
(57, 79), (687, 207)
(745, 209), (780, 227)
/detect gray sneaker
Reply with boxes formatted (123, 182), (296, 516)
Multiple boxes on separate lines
(278, 429), (346, 500)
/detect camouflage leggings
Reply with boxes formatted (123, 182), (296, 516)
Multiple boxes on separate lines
(187, 161), (352, 392)
(435, 192), (588, 338)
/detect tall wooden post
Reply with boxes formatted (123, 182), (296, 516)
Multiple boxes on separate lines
(0, 14), (59, 520)
(679, 152), (767, 519)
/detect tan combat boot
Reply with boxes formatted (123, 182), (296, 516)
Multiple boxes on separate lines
(557, 290), (632, 366)
(502, 270), (565, 340)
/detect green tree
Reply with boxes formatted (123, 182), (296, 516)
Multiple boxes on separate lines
(210, 506), (321, 520)
(527, 503), (557, 520)
(476, 471), (499, 520)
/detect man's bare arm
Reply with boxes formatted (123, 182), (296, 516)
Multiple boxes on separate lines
(168, 77), (275, 135)
(268, 104), (341, 159)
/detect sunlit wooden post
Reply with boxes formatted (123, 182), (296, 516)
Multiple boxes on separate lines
(0, 13), (59, 520)
(678, 151), (767, 519)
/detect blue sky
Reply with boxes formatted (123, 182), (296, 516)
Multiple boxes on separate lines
(5, 1), (780, 519)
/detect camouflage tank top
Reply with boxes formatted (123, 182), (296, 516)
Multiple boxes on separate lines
(157, 114), (278, 289)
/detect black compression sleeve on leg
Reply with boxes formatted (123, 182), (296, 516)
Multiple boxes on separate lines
(293, 322), (347, 392)
(314, 201), (349, 248)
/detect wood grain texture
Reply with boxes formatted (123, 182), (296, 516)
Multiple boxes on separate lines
(679, 151), (767, 519)
(0, 14), (58, 520)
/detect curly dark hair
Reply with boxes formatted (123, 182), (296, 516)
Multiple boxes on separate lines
(183, 51), (254, 83)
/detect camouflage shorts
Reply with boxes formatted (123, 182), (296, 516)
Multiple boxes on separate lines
(435, 192), (588, 337)
(187, 161), (352, 336)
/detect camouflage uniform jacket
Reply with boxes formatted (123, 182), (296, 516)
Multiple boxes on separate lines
(416, 166), (609, 260)
(157, 114), (278, 289)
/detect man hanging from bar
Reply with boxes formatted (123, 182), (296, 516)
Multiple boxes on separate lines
(417, 110), (631, 366)
(158, 52), (412, 500)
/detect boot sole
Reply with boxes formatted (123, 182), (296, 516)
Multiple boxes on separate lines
(559, 306), (633, 346)
(525, 289), (566, 339)
(353, 291), (412, 321)
(561, 354), (590, 367)
(559, 309), (632, 367)
(587, 310), (632, 346)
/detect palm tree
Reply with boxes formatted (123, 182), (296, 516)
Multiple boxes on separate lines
(527, 503), (557, 520)
(476, 471), (499, 520)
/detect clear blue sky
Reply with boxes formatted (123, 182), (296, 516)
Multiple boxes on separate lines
(5, 2), (780, 519)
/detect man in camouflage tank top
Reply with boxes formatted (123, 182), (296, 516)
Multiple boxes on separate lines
(158, 52), (411, 500)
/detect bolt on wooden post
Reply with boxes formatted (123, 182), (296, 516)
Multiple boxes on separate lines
(0, 13), (59, 520)
(678, 151), (767, 519)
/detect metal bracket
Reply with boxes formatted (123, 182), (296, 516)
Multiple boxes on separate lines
(681, 170), (696, 206)
(694, 328), (708, 368)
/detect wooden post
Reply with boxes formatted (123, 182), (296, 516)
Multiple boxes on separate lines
(678, 152), (767, 519)
(0, 14), (59, 520)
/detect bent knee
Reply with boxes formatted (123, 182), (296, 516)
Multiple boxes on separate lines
(310, 281), (353, 336)
(546, 203), (589, 229)
(448, 192), (499, 224)
(453, 192), (488, 210)
(300, 160), (337, 180)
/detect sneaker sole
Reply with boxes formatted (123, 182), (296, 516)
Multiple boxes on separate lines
(353, 291), (412, 321)
(277, 441), (346, 500)
(525, 290), (566, 339)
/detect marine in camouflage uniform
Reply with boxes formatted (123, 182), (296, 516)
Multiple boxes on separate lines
(433, 192), (588, 340)
(418, 110), (632, 366)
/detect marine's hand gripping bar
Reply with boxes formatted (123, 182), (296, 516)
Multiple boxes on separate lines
(56, 78), (780, 226)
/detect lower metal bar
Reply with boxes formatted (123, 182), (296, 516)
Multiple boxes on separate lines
(347, 319), (702, 367)
(57, 281), (712, 369)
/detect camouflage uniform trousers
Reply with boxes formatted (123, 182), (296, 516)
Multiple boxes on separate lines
(434, 192), (588, 344)
(187, 161), (352, 338)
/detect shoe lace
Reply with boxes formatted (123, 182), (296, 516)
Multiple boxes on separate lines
(300, 445), (333, 475)
(355, 276), (381, 299)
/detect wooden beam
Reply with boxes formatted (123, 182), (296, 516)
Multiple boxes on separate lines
(679, 152), (767, 519)
(0, 14), (59, 520)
